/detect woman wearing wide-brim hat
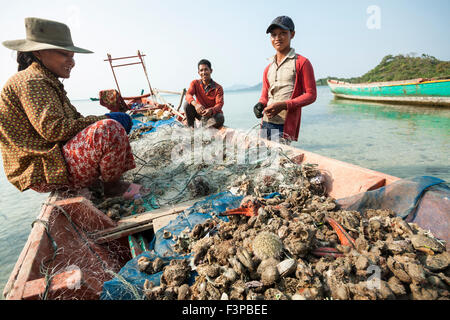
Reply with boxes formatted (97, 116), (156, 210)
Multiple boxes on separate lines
(0, 17), (144, 199)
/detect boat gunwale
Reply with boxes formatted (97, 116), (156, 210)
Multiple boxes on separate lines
(3, 193), (59, 300)
(327, 78), (450, 88)
(329, 93), (450, 107)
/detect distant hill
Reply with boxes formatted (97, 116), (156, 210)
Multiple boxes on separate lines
(316, 53), (450, 85)
(225, 84), (250, 91)
(225, 82), (262, 92)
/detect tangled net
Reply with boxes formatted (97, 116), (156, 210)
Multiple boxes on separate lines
(125, 123), (308, 206)
(22, 191), (133, 300)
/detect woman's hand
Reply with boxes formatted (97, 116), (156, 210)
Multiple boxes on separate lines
(105, 112), (132, 134)
(263, 102), (287, 118)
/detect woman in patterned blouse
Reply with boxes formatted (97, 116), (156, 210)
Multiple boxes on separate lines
(0, 18), (139, 198)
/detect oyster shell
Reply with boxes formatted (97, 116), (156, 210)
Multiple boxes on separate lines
(261, 265), (279, 286)
(410, 234), (445, 254)
(177, 284), (191, 300)
(423, 252), (450, 272)
(160, 259), (191, 287)
(138, 256), (153, 274)
(277, 259), (297, 277)
(236, 248), (255, 271)
(152, 257), (164, 273)
(229, 257), (246, 275)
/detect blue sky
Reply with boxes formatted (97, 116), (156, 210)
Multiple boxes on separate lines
(1, 0), (449, 99)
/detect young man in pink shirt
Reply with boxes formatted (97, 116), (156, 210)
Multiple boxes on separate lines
(254, 16), (317, 143)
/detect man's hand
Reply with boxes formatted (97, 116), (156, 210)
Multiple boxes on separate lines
(253, 102), (265, 118)
(263, 102), (287, 119)
(201, 108), (213, 117)
(195, 103), (205, 114)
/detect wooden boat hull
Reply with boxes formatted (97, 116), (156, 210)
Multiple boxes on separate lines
(3, 127), (448, 300)
(327, 79), (450, 107)
(3, 195), (132, 300)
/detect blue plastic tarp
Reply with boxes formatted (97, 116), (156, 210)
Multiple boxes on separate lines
(337, 176), (445, 218)
(100, 192), (242, 300)
(131, 116), (179, 135)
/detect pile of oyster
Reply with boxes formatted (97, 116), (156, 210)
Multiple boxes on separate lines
(143, 108), (173, 122)
(93, 196), (149, 221)
(140, 162), (449, 300)
(129, 125), (154, 141)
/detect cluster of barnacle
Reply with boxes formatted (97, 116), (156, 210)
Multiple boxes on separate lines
(94, 197), (148, 221)
(143, 108), (173, 122)
(188, 176), (211, 198)
(144, 139), (179, 165)
(142, 207), (448, 300)
(137, 159), (448, 300)
(313, 216), (449, 300)
(171, 220), (219, 256)
(129, 125), (154, 141)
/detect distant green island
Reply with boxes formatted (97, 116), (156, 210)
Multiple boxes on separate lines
(316, 53), (450, 86)
(225, 54), (450, 91)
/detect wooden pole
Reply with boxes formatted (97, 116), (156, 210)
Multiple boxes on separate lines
(107, 53), (122, 94)
(110, 62), (143, 68)
(177, 88), (187, 111)
(103, 54), (146, 61)
(153, 90), (186, 121)
(154, 89), (183, 95)
(137, 50), (154, 96)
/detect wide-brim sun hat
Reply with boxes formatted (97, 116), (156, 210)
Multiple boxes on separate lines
(2, 17), (93, 53)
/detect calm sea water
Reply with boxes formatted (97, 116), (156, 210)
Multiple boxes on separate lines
(0, 86), (449, 297)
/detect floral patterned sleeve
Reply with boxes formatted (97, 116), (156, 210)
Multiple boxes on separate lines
(19, 78), (107, 142)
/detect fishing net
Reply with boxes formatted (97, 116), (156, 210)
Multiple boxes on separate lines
(123, 115), (315, 207)
(5, 192), (132, 300)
